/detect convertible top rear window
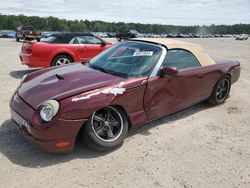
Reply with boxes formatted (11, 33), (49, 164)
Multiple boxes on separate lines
(42, 36), (56, 43)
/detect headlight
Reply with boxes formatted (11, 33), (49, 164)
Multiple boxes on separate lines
(40, 100), (59, 122)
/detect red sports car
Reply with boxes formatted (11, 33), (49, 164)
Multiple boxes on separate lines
(10, 38), (240, 153)
(19, 32), (112, 68)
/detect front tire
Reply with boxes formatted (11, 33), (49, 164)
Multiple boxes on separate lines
(208, 75), (231, 105)
(52, 55), (73, 66)
(81, 106), (128, 151)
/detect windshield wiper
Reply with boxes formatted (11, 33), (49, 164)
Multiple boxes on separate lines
(107, 70), (128, 78)
(90, 64), (111, 74)
(97, 67), (111, 74)
(89, 64), (128, 78)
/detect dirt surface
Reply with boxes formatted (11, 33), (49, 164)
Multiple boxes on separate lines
(0, 38), (249, 188)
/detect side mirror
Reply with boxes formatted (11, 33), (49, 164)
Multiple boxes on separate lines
(160, 66), (178, 76)
(100, 42), (106, 46)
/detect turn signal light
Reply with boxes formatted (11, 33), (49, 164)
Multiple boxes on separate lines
(55, 141), (70, 147)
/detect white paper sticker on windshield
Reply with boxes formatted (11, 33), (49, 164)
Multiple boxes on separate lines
(133, 51), (153, 56)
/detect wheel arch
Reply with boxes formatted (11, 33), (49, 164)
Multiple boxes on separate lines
(111, 105), (132, 131)
(77, 104), (132, 139)
(210, 73), (231, 93)
(219, 73), (231, 83)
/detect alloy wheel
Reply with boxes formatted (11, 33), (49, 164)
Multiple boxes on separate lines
(91, 106), (123, 142)
(55, 58), (71, 66)
(216, 78), (230, 102)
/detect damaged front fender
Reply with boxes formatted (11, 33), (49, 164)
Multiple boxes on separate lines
(59, 83), (126, 120)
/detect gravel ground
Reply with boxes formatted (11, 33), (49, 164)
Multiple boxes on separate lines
(0, 38), (249, 188)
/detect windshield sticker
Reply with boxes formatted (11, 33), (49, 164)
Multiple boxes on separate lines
(133, 51), (153, 56)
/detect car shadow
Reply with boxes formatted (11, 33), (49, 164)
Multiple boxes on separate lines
(9, 69), (40, 79)
(128, 102), (213, 137)
(0, 119), (114, 168)
(0, 102), (214, 168)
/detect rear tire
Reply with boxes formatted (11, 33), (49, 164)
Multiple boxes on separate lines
(81, 106), (128, 151)
(117, 37), (121, 42)
(16, 37), (19, 42)
(37, 38), (40, 42)
(208, 75), (231, 105)
(51, 55), (73, 66)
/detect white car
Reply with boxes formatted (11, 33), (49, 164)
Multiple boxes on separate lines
(236, 34), (248, 40)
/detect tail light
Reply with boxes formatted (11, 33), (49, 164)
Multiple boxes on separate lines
(36, 31), (41, 35)
(22, 42), (33, 54)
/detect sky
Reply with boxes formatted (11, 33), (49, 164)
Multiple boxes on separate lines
(0, 0), (250, 25)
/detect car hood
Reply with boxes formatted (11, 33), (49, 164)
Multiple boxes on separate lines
(18, 64), (126, 110)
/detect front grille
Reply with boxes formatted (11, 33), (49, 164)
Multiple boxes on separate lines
(11, 108), (31, 133)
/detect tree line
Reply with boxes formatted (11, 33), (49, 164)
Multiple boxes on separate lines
(0, 14), (249, 34)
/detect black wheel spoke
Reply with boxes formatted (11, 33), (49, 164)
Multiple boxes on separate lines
(222, 87), (227, 91)
(109, 114), (116, 122)
(218, 92), (223, 100)
(107, 127), (114, 138)
(95, 125), (105, 135)
(94, 115), (105, 123)
(105, 109), (111, 121)
(221, 80), (225, 88)
(110, 121), (119, 127)
(216, 91), (221, 97)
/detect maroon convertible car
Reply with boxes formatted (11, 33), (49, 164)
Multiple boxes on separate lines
(10, 38), (240, 153)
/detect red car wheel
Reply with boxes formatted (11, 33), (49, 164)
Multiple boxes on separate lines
(52, 55), (73, 66)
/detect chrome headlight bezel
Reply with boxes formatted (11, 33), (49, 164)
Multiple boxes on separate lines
(40, 100), (59, 122)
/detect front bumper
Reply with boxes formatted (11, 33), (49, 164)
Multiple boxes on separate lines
(10, 93), (87, 153)
(11, 119), (77, 153)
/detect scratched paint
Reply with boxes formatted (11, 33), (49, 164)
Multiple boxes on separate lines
(72, 82), (126, 102)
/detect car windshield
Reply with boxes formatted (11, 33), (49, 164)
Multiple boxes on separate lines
(22, 26), (34, 30)
(88, 41), (162, 78)
(131, 30), (139, 34)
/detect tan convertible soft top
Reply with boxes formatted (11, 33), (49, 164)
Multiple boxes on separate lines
(131, 38), (215, 66)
